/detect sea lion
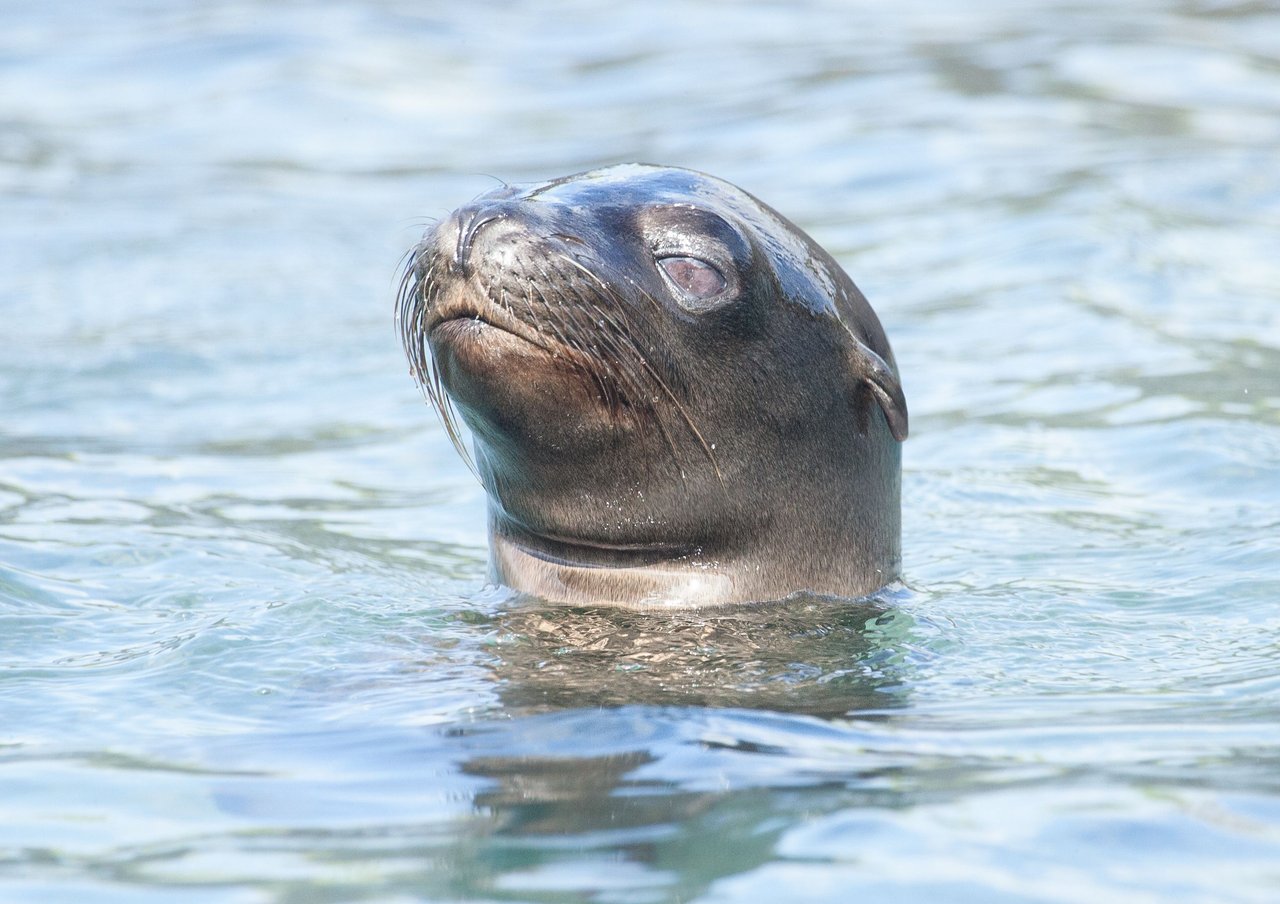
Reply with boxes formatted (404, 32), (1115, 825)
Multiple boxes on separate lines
(397, 164), (907, 608)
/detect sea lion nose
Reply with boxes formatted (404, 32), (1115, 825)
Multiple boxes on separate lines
(450, 206), (506, 277)
(448, 190), (533, 277)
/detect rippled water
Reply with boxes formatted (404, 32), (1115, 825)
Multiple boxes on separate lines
(3, 1), (1279, 901)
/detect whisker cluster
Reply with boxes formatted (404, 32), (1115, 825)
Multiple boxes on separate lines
(395, 243), (477, 476)
(394, 237), (723, 486)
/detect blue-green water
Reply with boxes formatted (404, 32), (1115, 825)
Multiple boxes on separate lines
(3, 1), (1280, 901)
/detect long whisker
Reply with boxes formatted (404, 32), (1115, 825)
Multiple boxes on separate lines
(532, 279), (613, 405)
(395, 247), (478, 478)
(531, 257), (626, 414)
(556, 253), (724, 486)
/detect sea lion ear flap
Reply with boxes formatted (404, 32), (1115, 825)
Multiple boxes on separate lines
(846, 339), (909, 442)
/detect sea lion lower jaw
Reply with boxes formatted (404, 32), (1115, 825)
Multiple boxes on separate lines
(398, 164), (909, 608)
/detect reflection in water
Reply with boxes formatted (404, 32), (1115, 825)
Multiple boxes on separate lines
(438, 596), (921, 897)
(460, 748), (768, 900)
(465, 749), (671, 835)
(486, 594), (917, 717)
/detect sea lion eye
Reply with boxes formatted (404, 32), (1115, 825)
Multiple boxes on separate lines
(657, 256), (727, 306)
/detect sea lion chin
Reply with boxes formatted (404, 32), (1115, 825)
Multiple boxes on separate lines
(398, 164), (908, 609)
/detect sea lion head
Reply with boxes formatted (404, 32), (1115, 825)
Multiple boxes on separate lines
(398, 164), (907, 607)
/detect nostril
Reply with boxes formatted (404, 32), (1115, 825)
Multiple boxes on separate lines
(451, 210), (507, 277)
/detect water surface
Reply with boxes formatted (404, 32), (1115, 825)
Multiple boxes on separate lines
(3, 1), (1279, 901)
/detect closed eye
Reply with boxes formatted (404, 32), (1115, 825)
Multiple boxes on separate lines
(657, 256), (726, 304)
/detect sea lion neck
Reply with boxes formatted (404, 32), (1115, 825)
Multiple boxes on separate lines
(489, 511), (701, 569)
(488, 517), (739, 610)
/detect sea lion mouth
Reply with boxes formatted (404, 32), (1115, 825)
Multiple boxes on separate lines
(429, 311), (551, 354)
(424, 287), (558, 357)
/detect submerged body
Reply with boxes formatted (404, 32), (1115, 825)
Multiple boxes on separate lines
(398, 165), (907, 607)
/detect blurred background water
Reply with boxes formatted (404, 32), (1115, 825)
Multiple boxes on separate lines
(3, 0), (1279, 901)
